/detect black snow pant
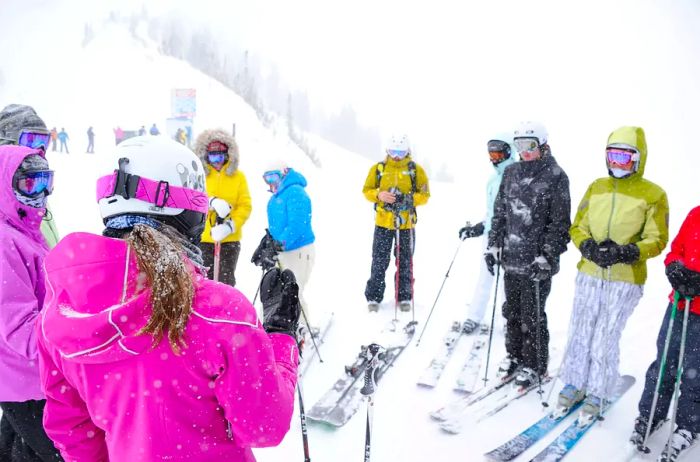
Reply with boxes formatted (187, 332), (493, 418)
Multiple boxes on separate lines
(200, 241), (241, 288)
(638, 303), (700, 433)
(502, 272), (551, 375)
(0, 400), (62, 461)
(365, 225), (414, 303)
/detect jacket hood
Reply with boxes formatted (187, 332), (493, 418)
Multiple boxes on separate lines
(274, 168), (307, 196)
(194, 128), (240, 176)
(0, 145), (47, 242)
(606, 126), (647, 178)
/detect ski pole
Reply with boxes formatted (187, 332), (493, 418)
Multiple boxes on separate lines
(300, 303), (323, 363)
(482, 254), (501, 385)
(409, 210), (416, 324)
(361, 344), (384, 462)
(213, 241), (222, 281)
(394, 212), (401, 327)
(638, 291), (681, 454)
(663, 294), (691, 458)
(252, 267), (265, 306)
(598, 267), (614, 422)
(297, 381), (311, 462)
(415, 239), (464, 347)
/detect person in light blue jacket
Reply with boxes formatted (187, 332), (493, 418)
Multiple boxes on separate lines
(457, 134), (516, 333)
(258, 161), (316, 325)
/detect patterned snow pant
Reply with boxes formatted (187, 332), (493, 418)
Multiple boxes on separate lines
(365, 226), (415, 303)
(200, 241), (241, 288)
(638, 304), (700, 433)
(278, 243), (316, 327)
(503, 272), (552, 375)
(559, 272), (643, 399)
(0, 400), (62, 461)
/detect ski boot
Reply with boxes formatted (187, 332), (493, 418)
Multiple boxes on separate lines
(513, 367), (540, 390)
(497, 355), (520, 379)
(367, 301), (380, 312)
(399, 300), (412, 312)
(552, 384), (585, 418)
(461, 318), (479, 335)
(577, 394), (608, 426)
(658, 428), (697, 462)
(629, 415), (664, 450)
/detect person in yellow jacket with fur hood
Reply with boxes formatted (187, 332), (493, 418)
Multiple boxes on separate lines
(363, 133), (430, 312)
(194, 128), (252, 287)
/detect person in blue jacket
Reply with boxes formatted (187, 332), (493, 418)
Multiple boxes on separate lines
(457, 133), (516, 333)
(253, 160), (316, 326)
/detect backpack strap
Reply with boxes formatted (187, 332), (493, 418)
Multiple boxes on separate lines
(408, 161), (417, 193)
(375, 162), (385, 189)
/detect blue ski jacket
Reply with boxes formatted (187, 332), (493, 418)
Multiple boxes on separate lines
(267, 168), (315, 251)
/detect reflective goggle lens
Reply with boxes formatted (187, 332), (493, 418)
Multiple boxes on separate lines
(263, 170), (282, 185)
(18, 130), (50, 152)
(606, 148), (637, 167)
(489, 150), (507, 163)
(16, 170), (54, 197)
(514, 138), (539, 153)
(387, 149), (408, 159)
(207, 152), (226, 165)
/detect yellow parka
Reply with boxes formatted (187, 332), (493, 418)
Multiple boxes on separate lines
(194, 129), (252, 244)
(570, 126), (669, 284)
(362, 156), (430, 230)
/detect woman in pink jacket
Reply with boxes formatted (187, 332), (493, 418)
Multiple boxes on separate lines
(0, 145), (61, 461)
(36, 136), (300, 462)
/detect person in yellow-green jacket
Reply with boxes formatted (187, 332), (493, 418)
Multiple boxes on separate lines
(194, 128), (252, 287)
(363, 134), (430, 312)
(556, 126), (669, 420)
(0, 104), (60, 248)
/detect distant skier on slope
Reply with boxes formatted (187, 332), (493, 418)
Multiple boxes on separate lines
(363, 134), (430, 312)
(557, 126), (669, 419)
(630, 206), (699, 460)
(457, 133), (516, 334)
(488, 121), (571, 389)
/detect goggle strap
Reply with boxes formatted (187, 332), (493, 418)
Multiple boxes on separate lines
(96, 172), (208, 214)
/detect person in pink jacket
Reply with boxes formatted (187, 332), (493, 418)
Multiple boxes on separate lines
(36, 136), (301, 462)
(0, 145), (62, 460)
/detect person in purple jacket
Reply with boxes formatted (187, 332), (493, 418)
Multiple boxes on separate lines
(0, 145), (62, 461)
(36, 136), (301, 462)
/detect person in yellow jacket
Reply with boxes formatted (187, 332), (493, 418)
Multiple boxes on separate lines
(363, 134), (430, 312)
(194, 128), (252, 287)
(556, 126), (669, 420)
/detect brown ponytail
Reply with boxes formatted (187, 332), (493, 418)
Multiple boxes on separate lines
(126, 224), (194, 354)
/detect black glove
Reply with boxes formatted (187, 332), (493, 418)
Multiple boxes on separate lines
(251, 230), (283, 271)
(394, 192), (414, 211)
(595, 239), (640, 268)
(260, 268), (301, 338)
(484, 248), (500, 276)
(579, 239), (599, 261)
(666, 261), (700, 298)
(459, 222), (485, 240)
(530, 256), (552, 281)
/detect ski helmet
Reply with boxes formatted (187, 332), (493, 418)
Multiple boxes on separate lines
(96, 136), (208, 240)
(487, 132), (512, 165)
(385, 133), (411, 159)
(513, 121), (548, 147)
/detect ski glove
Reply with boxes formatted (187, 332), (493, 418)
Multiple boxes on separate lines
(595, 239), (640, 268)
(530, 255), (552, 281)
(459, 222), (485, 240)
(484, 247), (500, 276)
(261, 268), (301, 338)
(666, 261), (700, 298)
(209, 197), (232, 219)
(251, 230), (284, 271)
(210, 220), (234, 242)
(579, 239), (599, 261)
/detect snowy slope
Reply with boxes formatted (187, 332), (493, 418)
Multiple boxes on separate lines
(2, 8), (700, 462)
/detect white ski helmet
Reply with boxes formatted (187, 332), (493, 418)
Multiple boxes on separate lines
(513, 121), (548, 146)
(385, 133), (411, 154)
(96, 136), (208, 239)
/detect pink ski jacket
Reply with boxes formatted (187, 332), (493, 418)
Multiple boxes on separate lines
(37, 232), (298, 461)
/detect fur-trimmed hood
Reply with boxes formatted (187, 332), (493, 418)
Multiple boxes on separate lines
(194, 128), (240, 176)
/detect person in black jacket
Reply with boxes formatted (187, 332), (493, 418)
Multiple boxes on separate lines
(487, 121), (571, 388)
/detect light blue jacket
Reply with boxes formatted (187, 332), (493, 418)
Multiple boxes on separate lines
(484, 156), (516, 234)
(267, 168), (315, 251)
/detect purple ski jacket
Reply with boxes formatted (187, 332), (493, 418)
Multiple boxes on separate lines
(0, 145), (49, 402)
(37, 232), (299, 461)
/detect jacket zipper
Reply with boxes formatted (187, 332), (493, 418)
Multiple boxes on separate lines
(606, 179), (617, 239)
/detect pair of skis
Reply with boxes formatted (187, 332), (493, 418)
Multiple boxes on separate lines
(416, 321), (488, 393)
(484, 375), (636, 462)
(306, 321), (417, 427)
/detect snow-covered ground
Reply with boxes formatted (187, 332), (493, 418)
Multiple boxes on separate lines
(2, 4), (700, 462)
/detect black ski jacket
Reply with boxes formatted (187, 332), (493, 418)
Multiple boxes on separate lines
(488, 153), (571, 276)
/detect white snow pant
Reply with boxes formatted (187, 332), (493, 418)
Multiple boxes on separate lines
(466, 236), (505, 323)
(559, 271), (643, 400)
(277, 243), (316, 327)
